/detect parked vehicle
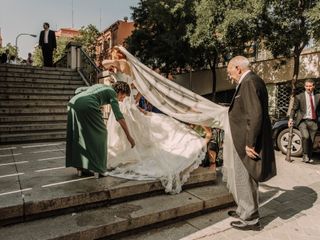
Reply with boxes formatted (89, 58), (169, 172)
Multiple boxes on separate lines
(272, 118), (320, 157)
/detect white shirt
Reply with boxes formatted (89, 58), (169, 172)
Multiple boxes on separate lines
(238, 70), (251, 85)
(236, 70), (251, 91)
(44, 30), (49, 44)
(304, 91), (315, 119)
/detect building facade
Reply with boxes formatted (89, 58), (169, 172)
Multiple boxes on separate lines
(95, 19), (134, 68)
(55, 28), (80, 39)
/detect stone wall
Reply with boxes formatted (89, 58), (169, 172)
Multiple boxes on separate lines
(173, 50), (320, 96)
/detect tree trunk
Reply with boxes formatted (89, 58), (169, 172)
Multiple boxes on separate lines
(210, 57), (217, 102)
(286, 44), (305, 162)
(287, 44), (305, 115)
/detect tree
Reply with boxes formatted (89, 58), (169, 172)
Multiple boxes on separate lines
(74, 24), (99, 58)
(0, 43), (18, 61)
(187, 0), (265, 99)
(263, 0), (320, 98)
(126, 0), (201, 75)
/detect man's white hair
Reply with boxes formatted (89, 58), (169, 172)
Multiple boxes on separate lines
(229, 56), (250, 69)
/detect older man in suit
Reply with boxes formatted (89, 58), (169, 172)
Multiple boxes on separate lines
(39, 22), (56, 67)
(227, 56), (276, 230)
(289, 79), (320, 163)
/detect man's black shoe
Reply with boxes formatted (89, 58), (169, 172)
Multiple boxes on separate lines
(230, 221), (261, 231)
(228, 210), (240, 218)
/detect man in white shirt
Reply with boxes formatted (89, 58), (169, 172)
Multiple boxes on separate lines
(39, 22), (57, 67)
(289, 79), (320, 163)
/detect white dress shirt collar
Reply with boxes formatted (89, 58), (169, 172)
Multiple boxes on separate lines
(238, 70), (251, 85)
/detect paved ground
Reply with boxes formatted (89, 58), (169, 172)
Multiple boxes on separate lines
(179, 151), (320, 240)
(1, 142), (320, 240)
(117, 151), (320, 240)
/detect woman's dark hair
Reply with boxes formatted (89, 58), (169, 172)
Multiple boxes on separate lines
(112, 81), (131, 96)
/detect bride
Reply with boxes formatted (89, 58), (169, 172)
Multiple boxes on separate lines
(102, 46), (242, 206)
(102, 50), (207, 194)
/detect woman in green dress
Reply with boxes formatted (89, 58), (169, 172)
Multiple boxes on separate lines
(66, 81), (135, 177)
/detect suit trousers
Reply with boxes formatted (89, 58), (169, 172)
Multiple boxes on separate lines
(42, 44), (54, 67)
(233, 146), (259, 224)
(298, 120), (318, 157)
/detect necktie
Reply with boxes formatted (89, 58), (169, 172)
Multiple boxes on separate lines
(309, 93), (316, 120)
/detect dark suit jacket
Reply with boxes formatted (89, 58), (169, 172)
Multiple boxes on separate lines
(229, 71), (276, 182)
(289, 92), (320, 126)
(39, 30), (57, 50)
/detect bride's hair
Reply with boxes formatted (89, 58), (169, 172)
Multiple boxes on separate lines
(112, 81), (131, 96)
(111, 47), (126, 60)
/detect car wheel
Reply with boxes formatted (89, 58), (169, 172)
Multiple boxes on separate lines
(277, 128), (303, 157)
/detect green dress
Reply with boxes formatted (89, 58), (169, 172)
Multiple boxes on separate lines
(65, 84), (124, 173)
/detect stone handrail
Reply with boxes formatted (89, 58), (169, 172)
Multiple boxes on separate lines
(55, 41), (102, 86)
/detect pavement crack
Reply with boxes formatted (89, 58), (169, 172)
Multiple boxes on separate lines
(12, 147), (27, 221)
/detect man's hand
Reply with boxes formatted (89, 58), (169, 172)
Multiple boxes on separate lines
(245, 146), (259, 159)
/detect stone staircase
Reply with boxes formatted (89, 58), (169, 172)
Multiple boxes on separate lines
(0, 64), (86, 144)
(0, 141), (233, 240)
(0, 64), (234, 239)
(0, 164), (233, 240)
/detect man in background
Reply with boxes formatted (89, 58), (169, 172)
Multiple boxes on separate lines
(39, 22), (56, 67)
(289, 79), (320, 163)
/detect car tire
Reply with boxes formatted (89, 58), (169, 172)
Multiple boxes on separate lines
(277, 128), (303, 157)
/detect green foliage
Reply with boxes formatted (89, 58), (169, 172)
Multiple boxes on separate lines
(305, 1), (320, 40)
(0, 43), (18, 59)
(32, 46), (42, 67)
(54, 37), (69, 62)
(74, 24), (99, 58)
(188, 0), (265, 60)
(263, 0), (320, 57)
(126, 0), (201, 74)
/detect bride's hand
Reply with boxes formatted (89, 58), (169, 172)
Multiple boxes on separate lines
(127, 136), (135, 148)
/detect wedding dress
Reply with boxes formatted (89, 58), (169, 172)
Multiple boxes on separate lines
(106, 74), (207, 194)
(103, 46), (239, 202)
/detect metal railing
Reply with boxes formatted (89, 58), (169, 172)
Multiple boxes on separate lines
(54, 42), (102, 86)
(77, 47), (102, 86)
(55, 54), (67, 68)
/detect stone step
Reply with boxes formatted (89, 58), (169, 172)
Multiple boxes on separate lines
(0, 173), (233, 239)
(0, 100), (68, 107)
(0, 114), (67, 123)
(0, 65), (79, 76)
(0, 72), (82, 80)
(0, 131), (66, 143)
(1, 76), (83, 85)
(0, 94), (71, 100)
(0, 167), (217, 225)
(0, 64), (76, 73)
(0, 82), (85, 90)
(0, 122), (66, 133)
(0, 164), (230, 233)
(0, 106), (67, 115)
(0, 88), (75, 95)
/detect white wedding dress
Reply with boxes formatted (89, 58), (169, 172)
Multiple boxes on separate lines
(102, 46), (240, 203)
(107, 94), (207, 194)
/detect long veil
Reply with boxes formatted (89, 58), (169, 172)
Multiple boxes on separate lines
(109, 46), (238, 201)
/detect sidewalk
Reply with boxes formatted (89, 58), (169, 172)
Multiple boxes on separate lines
(180, 150), (320, 240)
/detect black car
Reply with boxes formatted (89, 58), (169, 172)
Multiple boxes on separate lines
(272, 118), (320, 157)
